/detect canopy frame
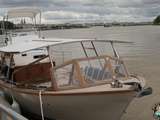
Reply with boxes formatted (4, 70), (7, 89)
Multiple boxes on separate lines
(2, 8), (42, 41)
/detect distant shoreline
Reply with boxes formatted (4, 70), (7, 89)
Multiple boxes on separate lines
(39, 21), (153, 30)
(0, 22), (156, 34)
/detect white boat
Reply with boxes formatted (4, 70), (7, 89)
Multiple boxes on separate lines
(1, 8), (49, 66)
(0, 38), (152, 120)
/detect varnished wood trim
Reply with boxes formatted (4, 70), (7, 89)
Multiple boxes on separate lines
(73, 60), (86, 87)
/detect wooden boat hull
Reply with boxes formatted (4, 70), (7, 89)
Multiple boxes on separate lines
(0, 82), (136, 120)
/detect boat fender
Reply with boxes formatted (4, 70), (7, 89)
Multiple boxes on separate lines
(137, 87), (152, 97)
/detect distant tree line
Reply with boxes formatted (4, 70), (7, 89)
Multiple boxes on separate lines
(0, 21), (15, 34)
(153, 15), (160, 25)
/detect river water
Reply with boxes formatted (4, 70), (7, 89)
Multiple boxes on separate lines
(42, 25), (160, 120)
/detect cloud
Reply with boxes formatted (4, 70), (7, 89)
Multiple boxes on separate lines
(0, 0), (159, 23)
(42, 11), (101, 23)
(0, 0), (51, 8)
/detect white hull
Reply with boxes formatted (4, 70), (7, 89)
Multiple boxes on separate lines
(1, 86), (135, 120)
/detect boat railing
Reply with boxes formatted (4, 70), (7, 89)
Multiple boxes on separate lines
(0, 104), (28, 120)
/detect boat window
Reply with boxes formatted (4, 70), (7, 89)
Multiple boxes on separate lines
(114, 62), (127, 77)
(19, 33), (28, 36)
(33, 54), (46, 59)
(21, 53), (27, 56)
(12, 33), (17, 37)
(79, 57), (113, 84)
(54, 63), (81, 89)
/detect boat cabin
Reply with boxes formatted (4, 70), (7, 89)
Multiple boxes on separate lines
(0, 39), (131, 91)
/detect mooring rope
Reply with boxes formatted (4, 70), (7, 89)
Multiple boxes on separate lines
(39, 90), (44, 120)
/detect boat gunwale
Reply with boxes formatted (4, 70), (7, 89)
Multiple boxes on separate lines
(0, 80), (136, 96)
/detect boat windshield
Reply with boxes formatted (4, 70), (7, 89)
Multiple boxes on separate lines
(52, 55), (128, 90)
(47, 41), (129, 90)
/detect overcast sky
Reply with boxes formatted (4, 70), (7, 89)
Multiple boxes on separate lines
(0, 0), (160, 23)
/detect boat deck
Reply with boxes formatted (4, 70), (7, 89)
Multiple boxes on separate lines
(45, 83), (134, 94)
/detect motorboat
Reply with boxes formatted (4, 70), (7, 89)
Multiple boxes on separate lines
(0, 38), (152, 120)
(1, 8), (49, 66)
